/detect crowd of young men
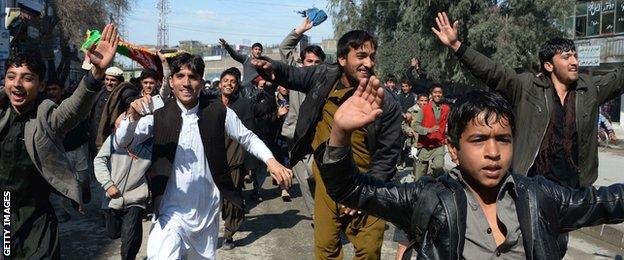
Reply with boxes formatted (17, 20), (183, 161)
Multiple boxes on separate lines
(3, 11), (624, 260)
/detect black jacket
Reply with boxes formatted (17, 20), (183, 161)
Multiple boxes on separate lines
(269, 61), (403, 181)
(316, 144), (624, 260)
(227, 89), (276, 170)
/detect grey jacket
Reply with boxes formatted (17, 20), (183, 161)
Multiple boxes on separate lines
(279, 29), (306, 140)
(0, 73), (102, 206)
(456, 44), (624, 186)
(94, 135), (150, 210)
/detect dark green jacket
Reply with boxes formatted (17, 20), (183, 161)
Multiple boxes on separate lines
(456, 44), (624, 186)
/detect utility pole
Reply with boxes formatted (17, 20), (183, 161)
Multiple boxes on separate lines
(156, 0), (170, 48)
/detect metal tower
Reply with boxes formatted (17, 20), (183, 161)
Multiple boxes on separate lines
(156, 0), (170, 48)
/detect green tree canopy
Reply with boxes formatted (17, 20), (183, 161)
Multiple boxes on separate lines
(327, 0), (575, 92)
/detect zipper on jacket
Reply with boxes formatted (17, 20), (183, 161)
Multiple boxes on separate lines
(526, 90), (550, 172)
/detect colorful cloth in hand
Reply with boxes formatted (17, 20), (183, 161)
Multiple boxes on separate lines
(298, 7), (328, 26)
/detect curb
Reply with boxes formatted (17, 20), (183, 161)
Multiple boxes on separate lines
(579, 224), (624, 250)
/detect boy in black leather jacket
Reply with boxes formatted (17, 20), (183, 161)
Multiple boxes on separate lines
(315, 76), (624, 259)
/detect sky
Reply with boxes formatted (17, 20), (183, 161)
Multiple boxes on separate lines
(123, 0), (336, 47)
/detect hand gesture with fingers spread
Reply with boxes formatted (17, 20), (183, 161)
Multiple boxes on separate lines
(88, 24), (119, 80)
(431, 12), (461, 51)
(333, 76), (384, 133)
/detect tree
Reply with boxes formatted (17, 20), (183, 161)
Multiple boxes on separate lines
(327, 0), (575, 92)
(35, 0), (130, 84)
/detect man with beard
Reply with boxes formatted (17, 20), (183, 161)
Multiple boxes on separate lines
(433, 11), (624, 188)
(138, 69), (159, 97)
(252, 30), (402, 259)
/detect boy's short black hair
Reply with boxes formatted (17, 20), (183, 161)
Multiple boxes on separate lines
(170, 53), (205, 77)
(139, 69), (159, 81)
(385, 74), (396, 83)
(539, 37), (576, 73)
(447, 91), (515, 149)
(416, 93), (428, 100)
(5, 53), (46, 80)
(400, 78), (410, 85)
(300, 45), (326, 62)
(252, 42), (263, 50)
(337, 30), (377, 59)
(430, 83), (444, 94)
(220, 67), (241, 83)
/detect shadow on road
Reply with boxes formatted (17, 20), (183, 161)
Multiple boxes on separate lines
(236, 209), (311, 246)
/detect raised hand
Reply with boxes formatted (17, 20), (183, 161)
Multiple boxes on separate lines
(411, 58), (420, 69)
(87, 24), (119, 80)
(333, 76), (384, 133)
(294, 18), (314, 35)
(157, 50), (169, 69)
(431, 12), (461, 51)
(219, 38), (228, 48)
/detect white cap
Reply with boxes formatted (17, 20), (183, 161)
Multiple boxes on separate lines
(105, 66), (123, 77)
(212, 77), (220, 83)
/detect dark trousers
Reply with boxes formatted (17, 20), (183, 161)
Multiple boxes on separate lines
(111, 207), (144, 260)
(221, 167), (246, 241)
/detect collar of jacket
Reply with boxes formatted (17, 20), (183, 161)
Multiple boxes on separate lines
(437, 173), (535, 258)
(534, 72), (588, 91)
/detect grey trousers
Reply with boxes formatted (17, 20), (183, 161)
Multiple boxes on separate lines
(292, 154), (315, 218)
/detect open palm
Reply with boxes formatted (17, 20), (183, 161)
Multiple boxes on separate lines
(432, 12), (459, 48)
(333, 76), (384, 133)
(87, 24), (119, 77)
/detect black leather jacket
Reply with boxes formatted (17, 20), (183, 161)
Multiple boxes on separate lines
(315, 144), (624, 260)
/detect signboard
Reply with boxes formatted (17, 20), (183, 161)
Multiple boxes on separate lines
(578, 45), (601, 67)
(0, 29), (9, 60)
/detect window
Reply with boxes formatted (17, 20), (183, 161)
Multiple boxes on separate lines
(602, 0), (616, 34)
(587, 1), (602, 36)
(576, 2), (588, 37)
(616, 0), (624, 32)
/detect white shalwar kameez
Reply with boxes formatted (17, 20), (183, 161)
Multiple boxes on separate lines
(116, 100), (273, 259)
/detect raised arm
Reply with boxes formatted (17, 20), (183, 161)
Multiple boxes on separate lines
(49, 24), (118, 134)
(157, 50), (172, 99)
(220, 38), (247, 64)
(540, 178), (624, 231)
(432, 12), (523, 104)
(595, 68), (624, 104)
(279, 18), (313, 65)
(316, 75), (422, 229)
(251, 58), (321, 93)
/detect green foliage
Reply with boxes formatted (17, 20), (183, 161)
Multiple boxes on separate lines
(327, 0), (575, 89)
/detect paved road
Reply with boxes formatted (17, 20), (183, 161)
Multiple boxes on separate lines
(56, 162), (624, 259)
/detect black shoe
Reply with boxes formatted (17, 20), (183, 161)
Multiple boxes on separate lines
(221, 239), (235, 250)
